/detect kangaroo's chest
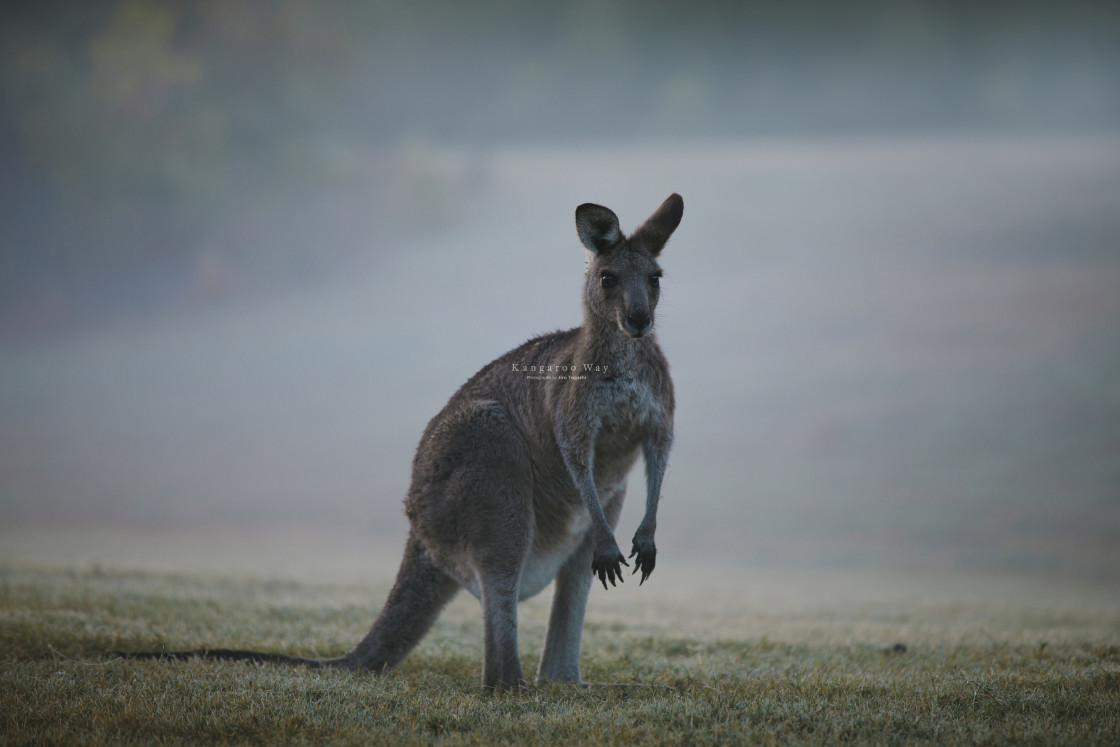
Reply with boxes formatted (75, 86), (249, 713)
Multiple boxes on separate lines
(596, 375), (661, 445)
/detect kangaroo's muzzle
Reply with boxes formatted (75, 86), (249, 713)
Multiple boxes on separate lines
(624, 309), (652, 338)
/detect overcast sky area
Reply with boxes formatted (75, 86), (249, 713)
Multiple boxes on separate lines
(1, 1), (1118, 579)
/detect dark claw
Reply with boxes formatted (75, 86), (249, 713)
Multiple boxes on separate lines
(629, 542), (656, 585)
(592, 553), (628, 590)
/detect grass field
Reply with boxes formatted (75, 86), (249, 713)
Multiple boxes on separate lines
(2, 529), (1117, 744)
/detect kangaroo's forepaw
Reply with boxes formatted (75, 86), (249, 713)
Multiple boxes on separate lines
(628, 538), (656, 585)
(592, 548), (628, 590)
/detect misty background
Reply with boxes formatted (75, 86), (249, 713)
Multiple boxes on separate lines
(1, 1), (1118, 580)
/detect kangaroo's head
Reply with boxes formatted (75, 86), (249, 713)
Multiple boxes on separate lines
(575, 193), (684, 339)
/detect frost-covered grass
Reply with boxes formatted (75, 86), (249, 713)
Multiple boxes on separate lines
(2, 555), (1117, 745)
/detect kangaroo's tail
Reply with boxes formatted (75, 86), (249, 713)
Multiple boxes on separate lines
(115, 532), (461, 673)
(114, 648), (327, 667)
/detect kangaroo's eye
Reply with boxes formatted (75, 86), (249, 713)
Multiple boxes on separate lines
(600, 273), (618, 289)
(649, 273), (661, 287)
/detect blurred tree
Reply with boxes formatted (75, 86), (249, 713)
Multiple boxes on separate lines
(89, 0), (201, 120)
(0, 0), (1116, 330)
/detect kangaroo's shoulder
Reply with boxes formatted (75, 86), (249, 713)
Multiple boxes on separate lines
(422, 327), (579, 430)
(463, 327), (581, 387)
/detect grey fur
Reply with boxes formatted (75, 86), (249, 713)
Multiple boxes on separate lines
(118, 193), (683, 691)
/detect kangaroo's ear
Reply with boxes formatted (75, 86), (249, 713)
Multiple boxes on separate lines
(630, 193), (683, 257)
(576, 203), (624, 254)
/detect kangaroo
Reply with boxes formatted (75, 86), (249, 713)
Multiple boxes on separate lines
(119, 193), (683, 691)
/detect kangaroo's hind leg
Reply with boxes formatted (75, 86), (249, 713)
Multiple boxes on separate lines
(468, 475), (533, 691)
(537, 486), (624, 684)
(476, 561), (527, 691)
(456, 407), (535, 691)
(536, 535), (594, 683)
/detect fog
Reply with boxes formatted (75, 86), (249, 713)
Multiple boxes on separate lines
(1, 2), (1118, 580)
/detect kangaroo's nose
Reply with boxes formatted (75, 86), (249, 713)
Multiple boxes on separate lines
(628, 310), (650, 327)
(625, 310), (652, 337)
